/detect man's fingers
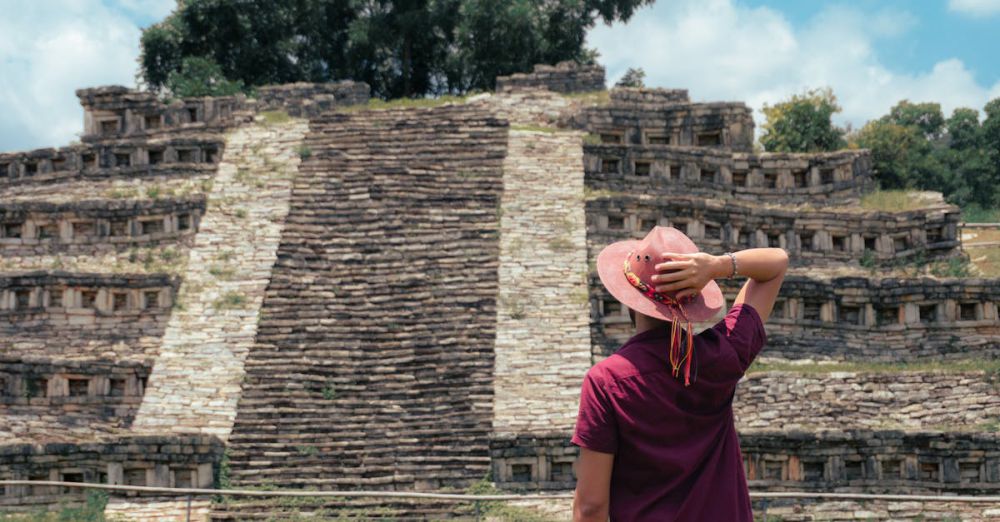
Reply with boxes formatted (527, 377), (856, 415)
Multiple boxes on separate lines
(650, 270), (688, 283)
(655, 280), (693, 293)
(654, 260), (690, 272)
(676, 288), (698, 300)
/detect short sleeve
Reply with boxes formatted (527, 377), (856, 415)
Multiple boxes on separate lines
(711, 303), (767, 373)
(570, 369), (619, 454)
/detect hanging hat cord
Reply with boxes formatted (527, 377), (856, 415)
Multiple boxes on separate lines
(623, 251), (697, 386)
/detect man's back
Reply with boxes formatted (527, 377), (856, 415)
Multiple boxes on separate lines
(572, 303), (766, 521)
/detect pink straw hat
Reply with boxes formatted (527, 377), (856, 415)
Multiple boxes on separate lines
(596, 226), (725, 324)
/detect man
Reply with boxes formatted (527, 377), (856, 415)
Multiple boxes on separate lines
(572, 226), (788, 521)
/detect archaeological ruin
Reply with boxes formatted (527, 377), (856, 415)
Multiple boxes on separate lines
(1, 60), (999, 520)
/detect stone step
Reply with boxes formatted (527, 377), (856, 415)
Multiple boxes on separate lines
(735, 369), (1000, 433)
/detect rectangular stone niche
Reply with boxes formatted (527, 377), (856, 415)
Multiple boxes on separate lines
(696, 131), (722, 146)
(803, 461), (825, 481)
(633, 161), (651, 176)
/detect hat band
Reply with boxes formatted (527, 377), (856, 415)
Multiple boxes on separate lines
(623, 250), (697, 386)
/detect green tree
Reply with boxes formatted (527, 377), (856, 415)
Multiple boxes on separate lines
(852, 119), (931, 189)
(139, 0), (653, 99)
(885, 100), (946, 140)
(166, 56), (245, 98)
(615, 67), (646, 88)
(851, 100), (1000, 210)
(946, 107), (981, 150)
(760, 88), (847, 153)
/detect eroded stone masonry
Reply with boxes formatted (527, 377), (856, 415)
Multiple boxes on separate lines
(1, 61), (998, 521)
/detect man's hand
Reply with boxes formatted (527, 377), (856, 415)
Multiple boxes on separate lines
(650, 252), (728, 300)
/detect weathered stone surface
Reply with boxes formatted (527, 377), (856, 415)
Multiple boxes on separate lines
(585, 144), (874, 202)
(132, 116), (309, 439)
(496, 61), (606, 94)
(735, 372), (1000, 431)
(222, 104), (508, 492)
(493, 129), (591, 436)
(0, 63), (997, 521)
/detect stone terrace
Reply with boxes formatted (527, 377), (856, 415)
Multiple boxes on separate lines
(222, 105), (508, 499)
(1, 60), (999, 521)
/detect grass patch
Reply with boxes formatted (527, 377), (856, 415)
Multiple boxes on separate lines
(548, 236), (575, 252)
(962, 204), (1000, 223)
(345, 95), (469, 112)
(462, 476), (557, 522)
(208, 264), (236, 280)
(0, 490), (111, 521)
(748, 359), (1000, 375)
(511, 124), (560, 133)
(295, 445), (320, 457)
(582, 133), (603, 146)
(106, 186), (140, 199)
(259, 110), (292, 125)
(968, 247), (1000, 277)
(582, 187), (628, 200)
(561, 89), (611, 106)
(860, 189), (934, 212)
(214, 291), (248, 310)
(928, 256), (973, 278)
(146, 186), (160, 199)
(234, 208), (248, 219)
(296, 144), (313, 159)
(500, 294), (526, 320)
(322, 383), (336, 400)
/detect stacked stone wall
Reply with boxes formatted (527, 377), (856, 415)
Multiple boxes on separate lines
(76, 86), (246, 139)
(740, 431), (1000, 494)
(493, 129), (592, 437)
(132, 116), (309, 439)
(496, 61), (606, 93)
(567, 98), (756, 152)
(0, 198), (204, 257)
(716, 276), (1000, 361)
(608, 87), (690, 105)
(0, 435), (220, 508)
(222, 104), (507, 496)
(0, 140), (222, 188)
(586, 196), (961, 267)
(0, 273), (177, 359)
(585, 145), (873, 202)
(735, 371), (1000, 431)
(0, 358), (150, 444)
(76, 81), (368, 143)
(254, 81), (369, 117)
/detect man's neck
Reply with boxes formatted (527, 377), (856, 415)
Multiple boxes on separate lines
(634, 313), (668, 336)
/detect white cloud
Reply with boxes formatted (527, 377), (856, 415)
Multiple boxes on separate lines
(948, 0), (1000, 16)
(0, 1), (150, 152)
(589, 0), (1000, 134)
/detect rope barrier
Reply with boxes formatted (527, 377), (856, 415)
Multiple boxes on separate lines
(959, 223), (1000, 228)
(3, 481), (1000, 503)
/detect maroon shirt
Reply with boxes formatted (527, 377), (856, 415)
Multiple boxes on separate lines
(571, 304), (766, 521)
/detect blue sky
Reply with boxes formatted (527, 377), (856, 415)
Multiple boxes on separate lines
(2, 0), (1000, 152)
(589, 0), (1000, 131)
(747, 0), (999, 85)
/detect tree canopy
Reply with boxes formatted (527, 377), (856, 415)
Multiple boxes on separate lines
(615, 67), (646, 88)
(851, 98), (1000, 211)
(760, 88), (847, 153)
(139, 0), (653, 99)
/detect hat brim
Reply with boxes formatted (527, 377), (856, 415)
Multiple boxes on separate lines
(596, 239), (725, 323)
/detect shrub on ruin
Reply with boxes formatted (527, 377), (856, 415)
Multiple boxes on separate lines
(760, 87), (847, 153)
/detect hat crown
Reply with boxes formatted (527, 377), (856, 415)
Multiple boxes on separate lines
(627, 226), (699, 286)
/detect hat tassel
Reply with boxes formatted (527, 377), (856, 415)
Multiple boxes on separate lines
(668, 319), (695, 386)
